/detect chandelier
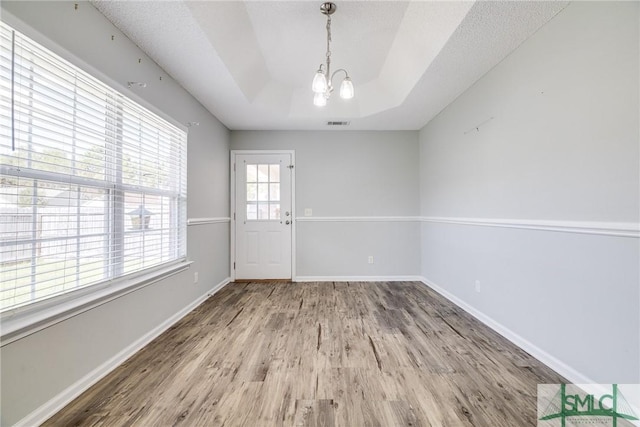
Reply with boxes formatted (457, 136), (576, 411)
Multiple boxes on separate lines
(311, 2), (354, 107)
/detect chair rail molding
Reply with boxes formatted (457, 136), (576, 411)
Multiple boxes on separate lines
(420, 216), (639, 238)
(296, 216), (421, 222)
(187, 217), (231, 226)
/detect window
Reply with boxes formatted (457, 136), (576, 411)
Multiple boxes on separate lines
(0, 22), (187, 313)
(246, 163), (280, 220)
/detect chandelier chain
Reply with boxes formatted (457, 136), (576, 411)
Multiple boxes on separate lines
(326, 15), (332, 58)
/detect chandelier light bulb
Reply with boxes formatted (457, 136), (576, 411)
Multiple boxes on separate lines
(312, 69), (328, 93)
(339, 77), (354, 99)
(313, 92), (327, 107)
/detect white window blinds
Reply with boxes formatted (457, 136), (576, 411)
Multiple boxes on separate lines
(0, 22), (187, 312)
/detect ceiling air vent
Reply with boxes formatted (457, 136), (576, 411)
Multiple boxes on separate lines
(327, 121), (350, 126)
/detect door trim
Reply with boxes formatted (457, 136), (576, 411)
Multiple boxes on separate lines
(230, 150), (296, 282)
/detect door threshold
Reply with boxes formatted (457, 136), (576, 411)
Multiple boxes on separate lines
(234, 279), (292, 283)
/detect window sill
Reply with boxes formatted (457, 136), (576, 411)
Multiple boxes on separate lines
(0, 260), (192, 347)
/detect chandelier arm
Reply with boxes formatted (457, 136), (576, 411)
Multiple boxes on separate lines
(330, 68), (349, 84)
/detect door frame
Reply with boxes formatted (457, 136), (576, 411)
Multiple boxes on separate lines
(230, 150), (296, 282)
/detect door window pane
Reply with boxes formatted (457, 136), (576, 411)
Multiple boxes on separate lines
(258, 165), (269, 182)
(269, 184), (280, 201)
(246, 203), (257, 220)
(257, 183), (269, 201)
(269, 203), (280, 220)
(246, 184), (257, 201)
(257, 203), (269, 220)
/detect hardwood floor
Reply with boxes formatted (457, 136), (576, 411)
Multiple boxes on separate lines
(45, 281), (567, 426)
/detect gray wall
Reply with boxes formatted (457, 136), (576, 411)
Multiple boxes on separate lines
(231, 131), (421, 277)
(0, 2), (230, 425)
(419, 1), (639, 383)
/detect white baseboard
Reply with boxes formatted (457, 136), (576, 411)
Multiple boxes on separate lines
(419, 276), (596, 385)
(295, 275), (424, 282)
(420, 278), (640, 423)
(15, 277), (231, 427)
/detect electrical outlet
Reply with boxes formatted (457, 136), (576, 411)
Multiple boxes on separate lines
(368, 256), (374, 264)
(304, 208), (312, 216)
(194, 272), (199, 284)
(475, 280), (481, 293)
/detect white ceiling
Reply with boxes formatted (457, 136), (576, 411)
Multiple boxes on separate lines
(92, 1), (568, 131)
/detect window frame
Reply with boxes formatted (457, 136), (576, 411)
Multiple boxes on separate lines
(0, 21), (189, 344)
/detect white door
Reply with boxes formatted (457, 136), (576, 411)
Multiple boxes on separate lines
(234, 153), (293, 280)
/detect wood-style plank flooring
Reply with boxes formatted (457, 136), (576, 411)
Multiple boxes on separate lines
(45, 281), (567, 426)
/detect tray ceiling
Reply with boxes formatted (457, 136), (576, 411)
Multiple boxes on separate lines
(93, 1), (568, 130)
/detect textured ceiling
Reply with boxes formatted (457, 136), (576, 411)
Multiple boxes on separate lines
(92, 1), (569, 131)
